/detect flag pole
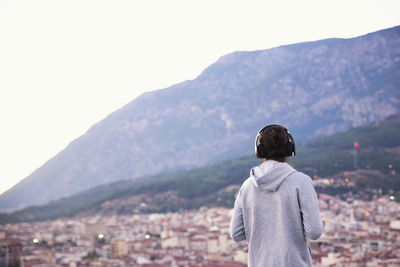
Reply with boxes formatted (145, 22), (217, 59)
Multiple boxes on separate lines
(354, 146), (358, 170)
(353, 141), (359, 170)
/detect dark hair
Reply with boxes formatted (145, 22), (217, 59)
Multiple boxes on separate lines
(259, 125), (290, 162)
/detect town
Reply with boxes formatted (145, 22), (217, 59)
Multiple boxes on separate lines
(1, 191), (400, 267)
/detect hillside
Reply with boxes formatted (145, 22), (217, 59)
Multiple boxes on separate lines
(1, 26), (399, 212)
(1, 114), (399, 224)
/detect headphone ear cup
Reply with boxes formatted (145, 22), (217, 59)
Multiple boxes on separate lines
(256, 144), (264, 158)
(287, 132), (296, 156)
(255, 132), (264, 158)
(287, 142), (292, 156)
(291, 141), (296, 156)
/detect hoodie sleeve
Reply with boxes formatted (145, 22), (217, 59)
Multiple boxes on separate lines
(230, 189), (246, 241)
(297, 175), (324, 240)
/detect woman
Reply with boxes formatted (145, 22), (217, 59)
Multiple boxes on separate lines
(230, 124), (323, 267)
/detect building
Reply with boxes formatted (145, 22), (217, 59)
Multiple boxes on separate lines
(0, 239), (23, 267)
(110, 239), (127, 257)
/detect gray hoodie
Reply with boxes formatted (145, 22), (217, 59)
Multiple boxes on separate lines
(230, 160), (323, 267)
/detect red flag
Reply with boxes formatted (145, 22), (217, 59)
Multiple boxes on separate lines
(354, 141), (360, 148)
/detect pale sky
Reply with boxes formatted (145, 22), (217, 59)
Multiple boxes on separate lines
(0, 0), (399, 195)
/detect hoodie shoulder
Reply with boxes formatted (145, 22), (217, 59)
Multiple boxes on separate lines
(291, 170), (311, 179)
(285, 170), (313, 187)
(239, 177), (252, 192)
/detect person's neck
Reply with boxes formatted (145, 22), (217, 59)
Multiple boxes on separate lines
(259, 158), (272, 167)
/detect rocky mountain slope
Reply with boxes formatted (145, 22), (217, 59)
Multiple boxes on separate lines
(1, 26), (399, 211)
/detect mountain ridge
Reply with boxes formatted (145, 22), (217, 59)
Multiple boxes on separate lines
(1, 25), (399, 211)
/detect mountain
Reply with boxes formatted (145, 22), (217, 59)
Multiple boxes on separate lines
(1, 26), (400, 212)
(1, 114), (399, 224)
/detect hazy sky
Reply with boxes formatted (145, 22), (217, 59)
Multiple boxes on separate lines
(0, 0), (399, 195)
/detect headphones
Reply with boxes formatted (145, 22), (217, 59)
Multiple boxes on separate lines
(255, 124), (296, 158)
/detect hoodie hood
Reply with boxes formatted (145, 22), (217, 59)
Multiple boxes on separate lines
(250, 160), (297, 191)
